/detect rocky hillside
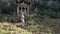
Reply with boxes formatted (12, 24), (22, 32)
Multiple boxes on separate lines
(0, 19), (54, 34)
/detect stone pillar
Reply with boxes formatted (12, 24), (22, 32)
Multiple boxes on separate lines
(24, 7), (26, 15)
(27, 6), (29, 15)
(17, 6), (19, 15)
(21, 7), (23, 12)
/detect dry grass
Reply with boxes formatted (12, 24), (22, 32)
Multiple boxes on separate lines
(25, 20), (54, 34)
(0, 22), (54, 34)
(0, 22), (32, 34)
(0, 18), (56, 34)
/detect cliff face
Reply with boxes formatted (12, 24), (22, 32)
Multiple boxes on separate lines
(0, 0), (60, 17)
(0, 0), (16, 15)
(0, 0), (16, 7)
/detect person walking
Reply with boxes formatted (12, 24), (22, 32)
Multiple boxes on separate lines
(20, 12), (25, 27)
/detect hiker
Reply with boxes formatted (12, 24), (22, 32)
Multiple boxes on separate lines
(19, 12), (25, 27)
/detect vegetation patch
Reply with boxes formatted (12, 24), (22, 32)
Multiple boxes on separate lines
(0, 23), (32, 34)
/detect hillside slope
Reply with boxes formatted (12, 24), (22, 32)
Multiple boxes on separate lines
(0, 21), (54, 34)
(0, 23), (32, 34)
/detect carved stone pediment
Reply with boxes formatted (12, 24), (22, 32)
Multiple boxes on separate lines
(20, 2), (28, 6)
